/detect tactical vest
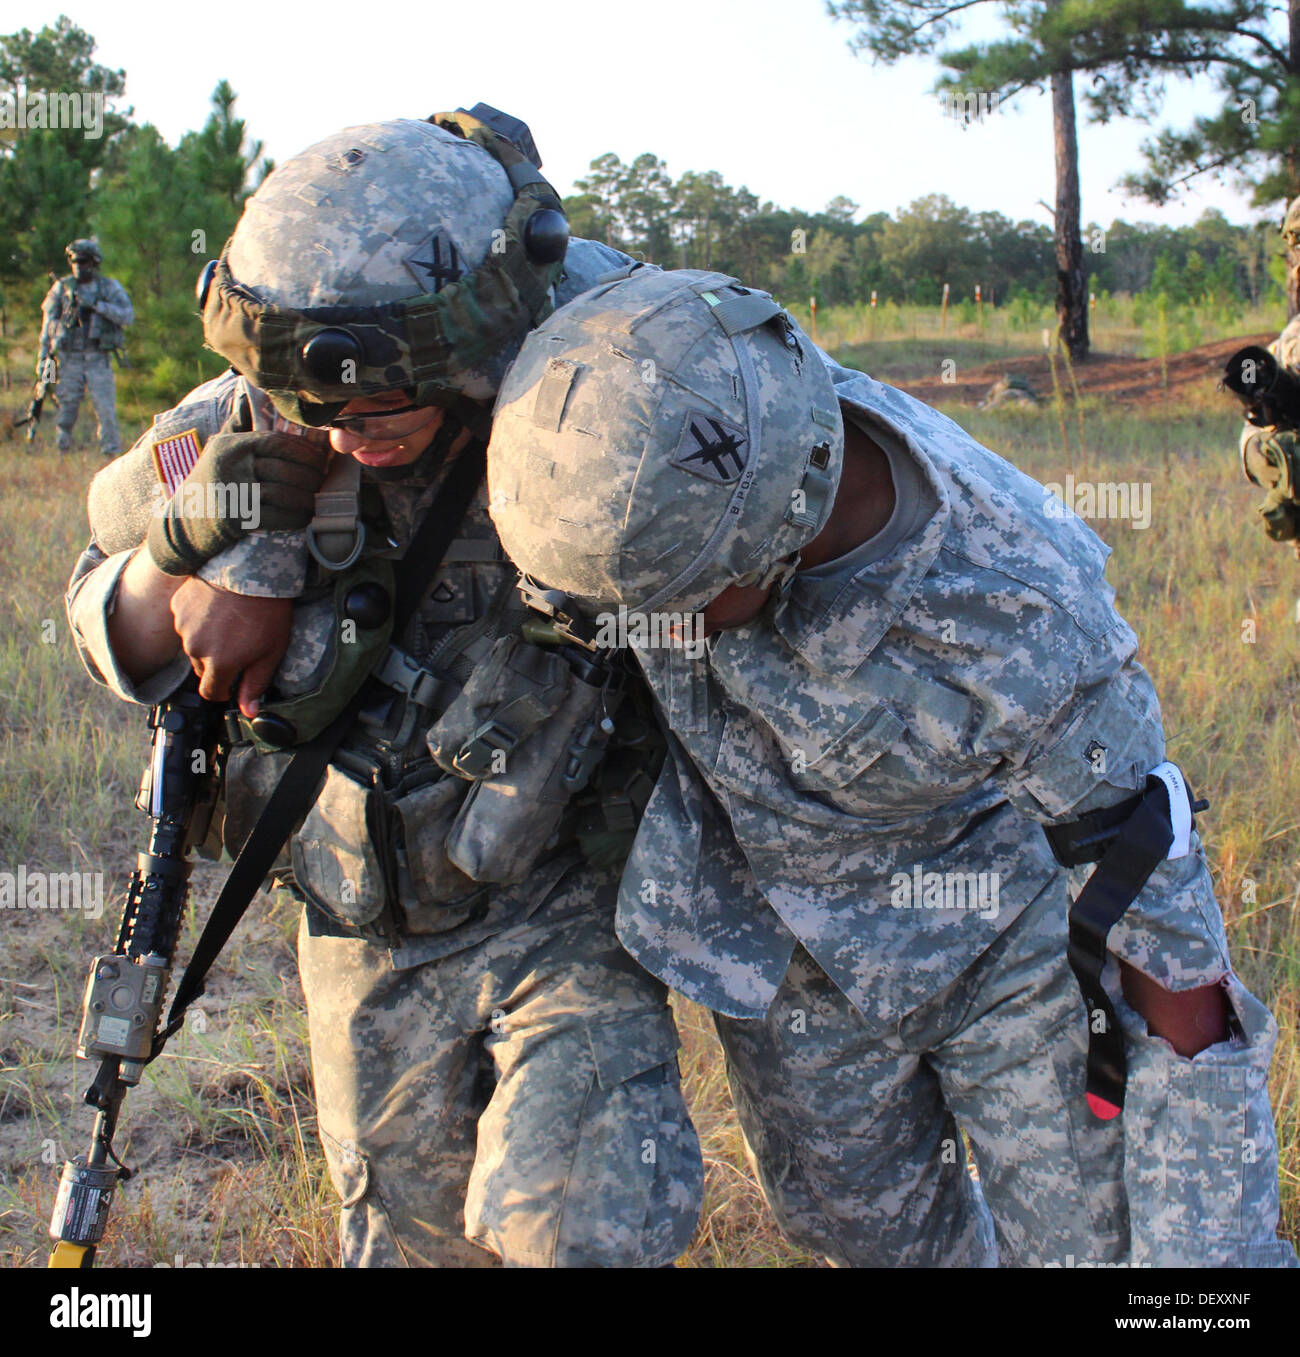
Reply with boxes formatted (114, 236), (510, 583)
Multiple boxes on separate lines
(51, 276), (125, 353)
(180, 392), (661, 943)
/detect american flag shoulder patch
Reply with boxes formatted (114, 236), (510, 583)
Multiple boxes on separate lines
(151, 427), (203, 494)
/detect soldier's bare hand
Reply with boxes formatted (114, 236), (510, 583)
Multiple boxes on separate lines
(170, 578), (292, 718)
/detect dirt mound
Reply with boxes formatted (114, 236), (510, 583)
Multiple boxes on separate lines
(895, 333), (1274, 410)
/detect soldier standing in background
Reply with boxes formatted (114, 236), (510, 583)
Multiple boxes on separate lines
(1235, 199), (1300, 551)
(37, 239), (133, 457)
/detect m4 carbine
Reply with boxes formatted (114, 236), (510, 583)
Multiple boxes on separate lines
(14, 360), (58, 443)
(48, 679), (224, 1268)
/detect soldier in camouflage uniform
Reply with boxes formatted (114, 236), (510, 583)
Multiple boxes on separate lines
(1238, 201), (1300, 551)
(488, 268), (1297, 1268)
(37, 239), (133, 457)
(64, 116), (702, 1267)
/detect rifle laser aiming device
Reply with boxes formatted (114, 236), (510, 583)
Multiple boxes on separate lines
(48, 680), (224, 1268)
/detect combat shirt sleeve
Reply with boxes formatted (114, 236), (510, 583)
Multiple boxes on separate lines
(89, 371), (310, 597)
(37, 282), (63, 361)
(94, 278), (133, 329)
(65, 541), (191, 706)
(1000, 613), (1230, 990)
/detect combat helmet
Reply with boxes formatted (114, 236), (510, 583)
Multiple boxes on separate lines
(197, 107), (570, 425)
(488, 269), (844, 616)
(65, 238), (101, 264)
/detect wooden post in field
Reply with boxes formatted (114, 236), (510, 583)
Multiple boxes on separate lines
(941, 282), (950, 333)
(870, 289), (877, 340)
(975, 284), (983, 330)
(810, 296), (818, 344)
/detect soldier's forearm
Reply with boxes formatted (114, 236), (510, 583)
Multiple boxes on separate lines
(108, 549), (187, 682)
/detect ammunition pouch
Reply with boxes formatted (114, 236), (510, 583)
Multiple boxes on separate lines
(290, 763), (390, 927)
(426, 633), (620, 884)
(386, 761), (485, 933)
(290, 750), (486, 935)
(1259, 487), (1300, 542)
(1240, 428), (1300, 542)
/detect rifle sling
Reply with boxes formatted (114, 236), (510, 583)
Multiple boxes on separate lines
(162, 439), (487, 1039)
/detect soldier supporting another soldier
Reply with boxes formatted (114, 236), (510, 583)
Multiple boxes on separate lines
(486, 267), (1297, 1269)
(65, 114), (702, 1267)
(37, 239), (133, 457)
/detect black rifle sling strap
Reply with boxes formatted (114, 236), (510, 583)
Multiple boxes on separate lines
(161, 440), (487, 1042)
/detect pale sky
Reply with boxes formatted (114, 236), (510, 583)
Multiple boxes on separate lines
(11, 0), (1282, 231)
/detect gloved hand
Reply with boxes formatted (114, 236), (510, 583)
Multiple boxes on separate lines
(147, 429), (333, 576)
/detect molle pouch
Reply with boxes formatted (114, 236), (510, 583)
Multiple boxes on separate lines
(234, 556), (397, 753)
(445, 663), (615, 884)
(291, 762), (390, 927)
(216, 742), (298, 873)
(1257, 486), (1300, 542)
(425, 633), (571, 777)
(388, 765), (486, 933)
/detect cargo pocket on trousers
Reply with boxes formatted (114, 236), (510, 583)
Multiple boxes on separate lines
(1050, 1035), (1127, 1249)
(557, 1010), (703, 1267)
(318, 1128), (403, 1268)
(291, 763), (388, 927)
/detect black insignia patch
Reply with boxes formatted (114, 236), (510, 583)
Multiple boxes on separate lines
(405, 227), (463, 295)
(669, 411), (749, 484)
(1084, 739), (1107, 768)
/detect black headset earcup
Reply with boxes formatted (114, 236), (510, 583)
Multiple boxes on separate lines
(301, 328), (365, 384)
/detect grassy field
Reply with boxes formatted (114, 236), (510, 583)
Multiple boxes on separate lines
(0, 303), (1295, 1268)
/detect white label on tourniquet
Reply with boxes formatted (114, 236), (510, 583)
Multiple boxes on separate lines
(1148, 761), (1192, 859)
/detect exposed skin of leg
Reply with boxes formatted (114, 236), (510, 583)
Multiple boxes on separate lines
(1119, 961), (1229, 1057)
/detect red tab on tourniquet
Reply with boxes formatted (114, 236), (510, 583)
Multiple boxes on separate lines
(1086, 1092), (1122, 1120)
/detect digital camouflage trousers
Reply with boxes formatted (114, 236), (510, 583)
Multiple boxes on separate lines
(715, 875), (1296, 1268)
(55, 348), (120, 456)
(296, 860), (703, 1267)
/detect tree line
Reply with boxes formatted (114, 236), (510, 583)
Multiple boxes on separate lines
(0, 14), (1290, 412)
(563, 155), (1283, 312)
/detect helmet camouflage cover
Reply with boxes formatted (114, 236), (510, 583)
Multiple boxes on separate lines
(200, 115), (568, 423)
(66, 238), (101, 263)
(488, 268), (843, 616)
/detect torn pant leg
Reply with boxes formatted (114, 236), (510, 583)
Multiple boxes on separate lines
(1115, 970), (1297, 1268)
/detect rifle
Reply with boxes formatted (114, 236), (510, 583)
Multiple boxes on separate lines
(15, 271), (64, 442)
(48, 679), (225, 1268)
(14, 356), (59, 442)
(1223, 344), (1300, 429)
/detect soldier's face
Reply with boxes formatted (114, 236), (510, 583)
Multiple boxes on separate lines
(71, 257), (96, 283)
(328, 391), (444, 469)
